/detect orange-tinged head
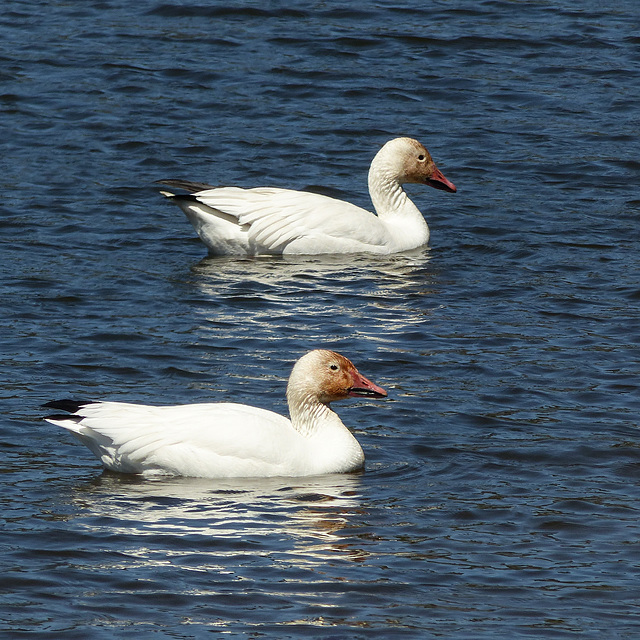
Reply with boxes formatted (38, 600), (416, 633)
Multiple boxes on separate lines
(374, 137), (457, 193)
(288, 350), (387, 405)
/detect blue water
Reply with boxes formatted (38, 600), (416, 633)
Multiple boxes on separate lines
(2, 0), (640, 638)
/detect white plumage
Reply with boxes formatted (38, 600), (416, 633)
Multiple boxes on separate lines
(159, 137), (456, 256)
(44, 350), (387, 479)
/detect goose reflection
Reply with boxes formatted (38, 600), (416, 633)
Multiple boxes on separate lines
(189, 251), (433, 296)
(70, 472), (369, 563)
(186, 252), (438, 348)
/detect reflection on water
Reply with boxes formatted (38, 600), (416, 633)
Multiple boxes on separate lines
(68, 471), (368, 566)
(190, 250), (434, 296)
(186, 251), (441, 358)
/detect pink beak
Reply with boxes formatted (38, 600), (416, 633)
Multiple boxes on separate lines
(348, 370), (388, 399)
(427, 166), (457, 193)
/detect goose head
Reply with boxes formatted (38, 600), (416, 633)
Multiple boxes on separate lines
(287, 350), (387, 407)
(371, 137), (457, 193)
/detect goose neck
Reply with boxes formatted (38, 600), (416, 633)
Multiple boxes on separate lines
(368, 167), (408, 217)
(287, 391), (336, 437)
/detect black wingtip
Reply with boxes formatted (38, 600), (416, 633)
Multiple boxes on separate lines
(44, 413), (84, 423)
(41, 399), (93, 414)
(171, 194), (201, 204)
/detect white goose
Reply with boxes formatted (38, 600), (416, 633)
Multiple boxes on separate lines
(158, 137), (456, 256)
(43, 350), (387, 479)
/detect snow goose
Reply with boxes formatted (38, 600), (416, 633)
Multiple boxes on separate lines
(43, 350), (387, 479)
(158, 137), (456, 256)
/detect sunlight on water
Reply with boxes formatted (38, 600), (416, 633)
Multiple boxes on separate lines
(1, 0), (639, 637)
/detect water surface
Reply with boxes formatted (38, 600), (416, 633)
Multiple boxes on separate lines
(1, 0), (639, 638)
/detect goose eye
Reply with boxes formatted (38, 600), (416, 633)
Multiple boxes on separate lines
(329, 364), (339, 371)
(417, 154), (425, 161)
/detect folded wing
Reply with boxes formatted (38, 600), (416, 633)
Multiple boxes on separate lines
(46, 401), (300, 477)
(168, 185), (390, 254)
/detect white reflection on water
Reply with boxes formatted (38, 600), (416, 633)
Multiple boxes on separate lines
(189, 250), (434, 300)
(69, 472), (368, 566)
(185, 251), (439, 360)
